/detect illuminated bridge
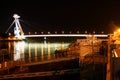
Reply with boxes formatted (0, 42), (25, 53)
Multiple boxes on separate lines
(5, 14), (108, 39)
(24, 34), (108, 38)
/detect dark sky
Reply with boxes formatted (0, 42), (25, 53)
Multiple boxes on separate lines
(1, 0), (120, 34)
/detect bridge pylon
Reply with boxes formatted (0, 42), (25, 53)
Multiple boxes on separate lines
(6, 14), (25, 39)
(13, 14), (25, 39)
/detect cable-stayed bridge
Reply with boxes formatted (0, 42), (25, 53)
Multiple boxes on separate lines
(5, 14), (108, 39)
(24, 34), (108, 38)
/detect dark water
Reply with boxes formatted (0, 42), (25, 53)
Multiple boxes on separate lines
(0, 39), (70, 62)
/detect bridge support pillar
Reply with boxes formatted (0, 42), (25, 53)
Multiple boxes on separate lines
(44, 37), (46, 40)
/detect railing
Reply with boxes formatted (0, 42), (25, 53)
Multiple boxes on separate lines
(0, 60), (18, 71)
(17, 54), (79, 66)
(24, 34), (108, 37)
(80, 55), (107, 64)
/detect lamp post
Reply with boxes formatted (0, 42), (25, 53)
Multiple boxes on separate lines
(69, 31), (72, 34)
(62, 31), (64, 34)
(106, 29), (119, 80)
(77, 31), (79, 34)
(106, 29), (120, 80)
(55, 31), (57, 34)
(85, 31), (87, 34)
(41, 32), (44, 34)
(106, 34), (112, 80)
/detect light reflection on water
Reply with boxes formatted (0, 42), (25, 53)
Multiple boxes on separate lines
(0, 40), (69, 62)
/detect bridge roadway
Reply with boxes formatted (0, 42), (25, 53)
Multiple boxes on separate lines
(24, 34), (108, 37)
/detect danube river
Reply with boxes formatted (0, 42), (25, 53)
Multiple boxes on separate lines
(0, 38), (72, 63)
(0, 38), (81, 80)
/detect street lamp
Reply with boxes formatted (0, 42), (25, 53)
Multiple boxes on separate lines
(93, 31), (95, 34)
(55, 31), (57, 34)
(62, 31), (64, 34)
(106, 28), (120, 80)
(48, 32), (50, 34)
(85, 31), (87, 34)
(117, 29), (120, 32)
(69, 31), (72, 34)
(35, 32), (37, 34)
(112, 28), (120, 44)
(106, 34), (112, 80)
(41, 32), (44, 34)
(28, 32), (31, 35)
(77, 31), (79, 34)
(101, 31), (104, 34)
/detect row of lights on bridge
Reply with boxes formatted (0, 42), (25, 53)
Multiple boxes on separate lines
(28, 31), (104, 35)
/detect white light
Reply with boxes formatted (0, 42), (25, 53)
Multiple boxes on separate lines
(113, 50), (118, 57)
(21, 35), (26, 39)
(24, 34), (108, 37)
(13, 14), (20, 19)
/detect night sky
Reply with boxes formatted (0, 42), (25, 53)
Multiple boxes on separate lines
(1, 1), (120, 34)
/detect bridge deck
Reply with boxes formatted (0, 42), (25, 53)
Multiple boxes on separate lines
(24, 34), (108, 37)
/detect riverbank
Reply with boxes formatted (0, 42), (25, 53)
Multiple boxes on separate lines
(0, 38), (23, 41)
(1, 57), (80, 80)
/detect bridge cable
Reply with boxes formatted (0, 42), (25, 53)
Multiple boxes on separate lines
(5, 20), (15, 33)
(19, 19), (51, 32)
